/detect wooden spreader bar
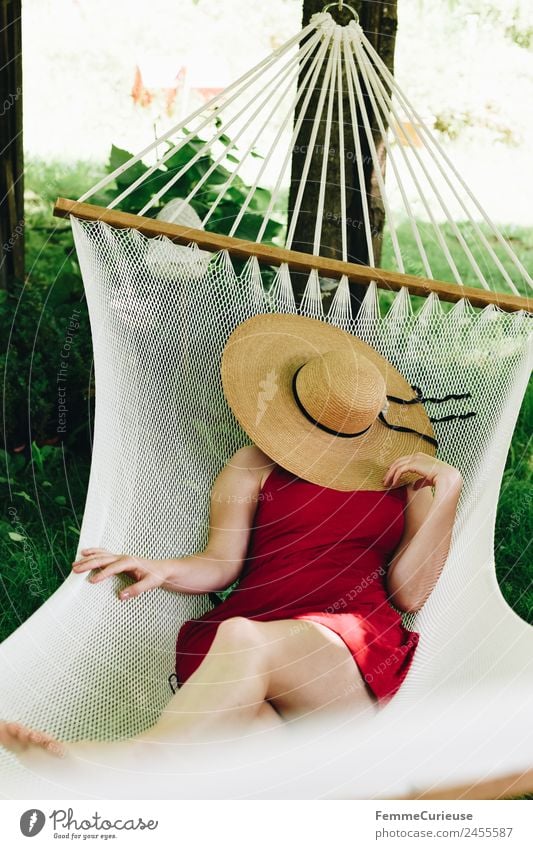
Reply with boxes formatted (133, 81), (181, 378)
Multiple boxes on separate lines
(53, 198), (531, 314)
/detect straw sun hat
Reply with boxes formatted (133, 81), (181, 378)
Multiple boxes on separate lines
(221, 313), (439, 492)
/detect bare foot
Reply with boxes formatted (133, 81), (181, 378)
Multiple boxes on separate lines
(0, 720), (151, 783)
(0, 720), (183, 799)
(0, 721), (66, 760)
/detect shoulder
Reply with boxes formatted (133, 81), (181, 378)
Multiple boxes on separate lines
(227, 445), (276, 489)
(229, 444), (274, 469)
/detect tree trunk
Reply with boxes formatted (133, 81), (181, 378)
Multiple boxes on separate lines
(288, 0), (397, 313)
(0, 0), (24, 290)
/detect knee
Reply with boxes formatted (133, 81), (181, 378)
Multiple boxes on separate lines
(213, 617), (262, 652)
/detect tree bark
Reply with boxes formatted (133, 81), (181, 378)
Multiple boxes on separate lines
(288, 0), (397, 313)
(0, 0), (24, 290)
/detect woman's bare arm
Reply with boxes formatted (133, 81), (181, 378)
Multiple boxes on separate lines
(163, 445), (275, 593)
(72, 445), (275, 599)
(383, 452), (463, 613)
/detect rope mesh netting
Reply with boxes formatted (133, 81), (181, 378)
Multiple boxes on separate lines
(0, 218), (531, 797)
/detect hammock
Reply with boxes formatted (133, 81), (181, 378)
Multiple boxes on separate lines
(1, 7), (532, 799)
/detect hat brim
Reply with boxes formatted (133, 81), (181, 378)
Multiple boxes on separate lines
(221, 313), (436, 491)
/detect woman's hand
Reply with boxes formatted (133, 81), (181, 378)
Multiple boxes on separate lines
(383, 452), (462, 494)
(384, 453), (463, 612)
(71, 548), (175, 600)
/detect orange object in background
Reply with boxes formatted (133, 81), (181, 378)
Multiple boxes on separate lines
(131, 63), (185, 116)
(131, 60), (225, 118)
(391, 120), (425, 146)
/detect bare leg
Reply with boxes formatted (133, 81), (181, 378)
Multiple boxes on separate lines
(0, 617), (283, 777)
(0, 616), (376, 773)
(142, 618), (284, 746)
(142, 616), (376, 743)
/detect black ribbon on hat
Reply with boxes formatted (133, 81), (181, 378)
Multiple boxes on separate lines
(380, 385), (477, 448)
(291, 367), (476, 449)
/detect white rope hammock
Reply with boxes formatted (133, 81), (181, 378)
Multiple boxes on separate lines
(1, 7), (532, 799)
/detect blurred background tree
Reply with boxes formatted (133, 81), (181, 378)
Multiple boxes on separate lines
(0, 0), (24, 291)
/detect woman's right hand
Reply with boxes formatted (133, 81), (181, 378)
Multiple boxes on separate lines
(71, 548), (176, 600)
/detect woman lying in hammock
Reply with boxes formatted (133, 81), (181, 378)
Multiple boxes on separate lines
(0, 314), (463, 770)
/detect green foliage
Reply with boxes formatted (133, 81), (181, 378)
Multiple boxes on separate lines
(0, 274), (92, 450)
(0, 444), (87, 643)
(433, 107), (519, 145)
(418, 1), (533, 50)
(96, 136), (284, 244)
(506, 19), (533, 50)
(495, 376), (533, 624)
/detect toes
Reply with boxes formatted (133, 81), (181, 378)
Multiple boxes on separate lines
(0, 722), (65, 757)
(28, 730), (45, 744)
(0, 722), (29, 751)
(46, 742), (66, 758)
(6, 722), (28, 744)
(27, 729), (65, 756)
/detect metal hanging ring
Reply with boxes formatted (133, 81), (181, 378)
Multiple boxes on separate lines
(322, 1), (359, 23)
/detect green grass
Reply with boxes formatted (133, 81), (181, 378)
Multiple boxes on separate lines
(0, 444), (89, 643)
(495, 377), (532, 625)
(381, 217), (533, 301)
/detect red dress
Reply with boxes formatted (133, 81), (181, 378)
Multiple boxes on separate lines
(175, 464), (420, 704)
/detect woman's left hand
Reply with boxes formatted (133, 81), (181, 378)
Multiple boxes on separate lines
(383, 452), (462, 492)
